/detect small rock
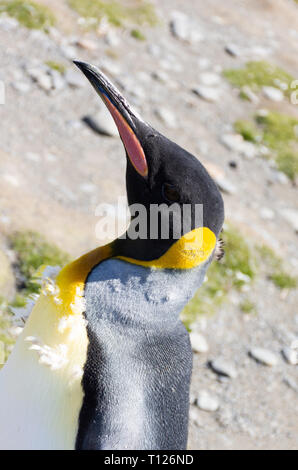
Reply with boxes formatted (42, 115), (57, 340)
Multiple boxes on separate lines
(79, 183), (96, 194)
(12, 81), (31, 93)
(151, 70), (169, 83)
(76, 38), (98, 51)
(260, 208), (275, 220)
(241, 86), (259, 104)
(225, 43), (241, 57)
(192, 86), (221, 102)
(250, 46), (271, 58)
(210, 358), (238, 379)
(170, 11), (190, 41)
(65, 69), (86, 88)
(190, 332), (209, 353)
(50, 70), (65, 91)
(282, 347), (298, 366)
(249, 347), (279, 366)
(83, 106), (118, 137)
(27, 66), (52, 91)
(197, 391), (219, 412)
(284, 376), (298, 393)
(25, 152), (40, 162)
(36, 73), (52, 92)
(189, 407), (201, 426)
(104, 31), (120, 47)
(263, 86), (284, 102)
(154, 107), (177, 129)
(198, 58), (211, 70)
(60, 44), (77, 60)
(221, 134), (257, 159)
(274, 171), (290, 185)
(281, 208), (298, 233)
(229, 160), (238, 169)
(216, 177), (237, 195)
(0, 16), (18, 31)
(147, 44), (162, 58)
(199, 73), (221, 86)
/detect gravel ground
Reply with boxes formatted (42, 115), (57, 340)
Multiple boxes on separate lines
(0, 0), (297, 450)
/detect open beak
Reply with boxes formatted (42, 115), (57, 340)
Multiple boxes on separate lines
(73, 61), (148, 179)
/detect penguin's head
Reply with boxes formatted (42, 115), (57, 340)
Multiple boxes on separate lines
(74, 61), (224, 264)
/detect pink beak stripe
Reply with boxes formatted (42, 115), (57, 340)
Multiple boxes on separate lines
(102, 95), (148, 178)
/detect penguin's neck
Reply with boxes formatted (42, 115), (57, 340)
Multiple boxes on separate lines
(76, 258), (209, 450)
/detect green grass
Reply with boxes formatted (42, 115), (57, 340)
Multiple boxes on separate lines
(182, 227), (297, 329)
(9, 231), (70, 295)
(235, 111), (298, 181)
(240, 299), (256, 314)
(0, 0), (56, 30)
(257, 245), (297, 289)
(182, 225), (256, 328)
(45, 61), (67, 75)
(69, 0), (158, 28)
(130, 28), (146, 40)
(223, 61), (294, 100)
(0, 298), (15, 366)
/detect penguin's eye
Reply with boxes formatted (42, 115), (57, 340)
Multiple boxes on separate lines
(162, 183), (180, 202)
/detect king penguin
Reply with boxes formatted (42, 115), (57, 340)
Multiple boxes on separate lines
(0, 61), (224, 450)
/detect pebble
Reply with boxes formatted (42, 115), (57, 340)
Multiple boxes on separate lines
(260, 208), (275, 220)
(104, 31), (120, 47)
(60, 44), (77, 60)
(241, 86), (259, 104)
(210, 358), (238, 378)
(170, 11), (202, 43)
(79, 183), (96, 194)
(282, 347), (298, 366)
(190, 332), (209, 353)
(170, 11), (190, 41)
(197, 391), (219, 412)
(151, 70), (169, 83)
(249, 347), (279, 366)
(82, 106), (118, 137)
(263, 86), (284, 102)
(199, 73), (221, 86)
(284, 377), (298, 393)
(65, 69), (86, 88)
(50, 70), (65, 91)
(281, 208), (298, 233)
(154, 107), (177, 128)
(192, 85), (221, 102)
(274, 171), (290, 185)
(36, 73), (52, 92)
(221, 134), (257, 159)
(189, 407), (201, 426)
(216, 177), (237, 195)
(25, 152), (40, 162)
(76, 38), (98, 51)
(0, 16), (18, 31)
(225, 43), (241, 57)
(198, 58), (211, 70)
(12, 81), (31, 93)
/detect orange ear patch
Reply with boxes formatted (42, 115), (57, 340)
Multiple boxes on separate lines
(102, 95), (148, 178)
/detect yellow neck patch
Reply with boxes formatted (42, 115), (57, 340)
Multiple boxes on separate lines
(54, 244), (113, 317)
(51, 227), (216, 316)
(118, 227), (216, 270)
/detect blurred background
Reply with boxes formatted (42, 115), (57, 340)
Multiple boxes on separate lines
(0, 0), (297, 450)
